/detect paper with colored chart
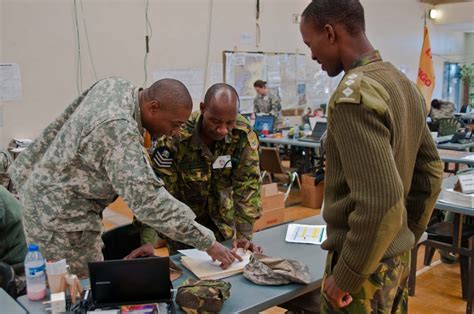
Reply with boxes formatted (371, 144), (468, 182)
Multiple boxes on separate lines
(285, 224), (327, 245)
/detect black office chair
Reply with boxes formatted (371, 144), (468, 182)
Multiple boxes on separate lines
(422, 221), (474, 300)
(0, 261), (17, 298)
(101, 223), (142, 260)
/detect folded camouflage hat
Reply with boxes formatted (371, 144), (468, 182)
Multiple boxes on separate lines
(243, 253), (311, 285)
(175, 278), (231, 314)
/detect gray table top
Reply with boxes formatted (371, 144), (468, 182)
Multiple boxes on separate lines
(437, 175), (474, 216)
(259, 137), (321, 149)
(1, 288), (27, 314)
(438, 150), (474, 166)
(18, 215), (327, 314)
(437, 140), (474, 151)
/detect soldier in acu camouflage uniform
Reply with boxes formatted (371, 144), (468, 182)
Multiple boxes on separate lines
(0, 146), (13, 189)
(128, 83), (262, 257)
(253, 80), (281, 117)
(8, 78), (241, 278)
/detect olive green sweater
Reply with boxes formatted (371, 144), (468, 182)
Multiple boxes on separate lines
(323, 60), (443, 293)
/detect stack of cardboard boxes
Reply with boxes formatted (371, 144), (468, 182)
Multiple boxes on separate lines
(301, 174), (324, 209)
(253, 183), (286, 231)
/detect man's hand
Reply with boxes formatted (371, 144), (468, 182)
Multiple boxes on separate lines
(206, 242), (243, 269)
(323, 275), (353, 309)
(232, 237), (262, 253)
(124, 243), (155, 260)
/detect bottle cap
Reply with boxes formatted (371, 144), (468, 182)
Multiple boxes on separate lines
(28, 244), (39, 252)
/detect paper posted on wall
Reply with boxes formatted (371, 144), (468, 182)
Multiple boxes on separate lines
(285, 224), (327, 245)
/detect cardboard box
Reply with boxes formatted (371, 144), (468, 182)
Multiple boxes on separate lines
(253, 207), (285, 231)
(281, 108), (304, 116)
(261, 183), (285, 212)
(301, 182), (324, 209)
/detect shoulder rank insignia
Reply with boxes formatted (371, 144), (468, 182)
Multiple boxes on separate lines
(334, 72), (363, 105)
(152, 146), (174, 168)
(248, 132), (259, 151)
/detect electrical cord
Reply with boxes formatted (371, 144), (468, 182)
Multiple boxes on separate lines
(80, 0), (98, 81)
(73, 0), (83, 94)
(143, 0), (153, 86)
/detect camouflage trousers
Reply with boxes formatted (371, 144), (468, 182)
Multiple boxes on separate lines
(321, 250), (410, 314)
(24, 225), (103, 279)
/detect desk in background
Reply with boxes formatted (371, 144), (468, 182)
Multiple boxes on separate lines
(18, 216), (327, 314)
(437, 140), (474, 152)
(438, 149), (474, 173)
(259, 137), (321, 150)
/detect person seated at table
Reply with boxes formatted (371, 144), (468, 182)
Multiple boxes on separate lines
(430, 99), (455, 123)
(127, 83), (263, 258)
(0, 186), (27, 296)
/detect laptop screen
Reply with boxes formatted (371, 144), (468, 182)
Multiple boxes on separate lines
(311, 122), (327, 140)
(253, 115), (275, 134)
(88, 257), (172, 307)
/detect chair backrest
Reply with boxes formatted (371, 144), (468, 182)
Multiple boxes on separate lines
(260, 147), (285, 174)
(101, 223), (142, 260)
(438, 117), (463, 136)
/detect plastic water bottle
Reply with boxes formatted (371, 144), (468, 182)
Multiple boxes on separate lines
(294, 125), (300, 140)
(262, 123), (269, 136)
(304, 123), (311, 136)
(284, 117), (290, 128)
(25, 244), (47, 300)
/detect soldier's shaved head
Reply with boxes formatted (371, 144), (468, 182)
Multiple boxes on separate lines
(203, 83), (240, 111)
(200, 84), (240, 144)
(140, 78), (193, 138)
(144, 78), (193, 111)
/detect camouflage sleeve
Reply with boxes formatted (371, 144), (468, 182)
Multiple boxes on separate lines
(232, 131), (262, 239)
(9, 86), (94, 192)
(97, 120), (216, 250)
(254, 98), (260, 113)
(271, 94), (282, 112)
(138, 136), (179, 246)
(132, 217), (158, 246)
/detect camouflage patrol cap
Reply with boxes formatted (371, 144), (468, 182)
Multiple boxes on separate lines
(243, 253), (311, 285)
(175, 278), (231, 314)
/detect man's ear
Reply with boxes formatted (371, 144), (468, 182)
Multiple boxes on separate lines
(149, 100), (161, 114)
(199, 102), (205, 114)
(324, 24), (336, 44)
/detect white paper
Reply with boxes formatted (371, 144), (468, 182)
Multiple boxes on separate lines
(153, 69), (204, 100)
(240, 32), (253, 45)
(285, 224), (327, 245)
(178, 248), (251, 268)
(0, 63), (22, 101)
(462, 155), (474, 161)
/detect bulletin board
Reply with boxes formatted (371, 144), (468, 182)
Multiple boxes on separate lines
(223, 50), (341, 114)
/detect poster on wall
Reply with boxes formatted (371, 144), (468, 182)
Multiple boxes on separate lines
(0, 63), (22, 101)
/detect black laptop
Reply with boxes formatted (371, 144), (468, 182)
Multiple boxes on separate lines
(88, 257), (172, 308)
(298, 121), (327, 142)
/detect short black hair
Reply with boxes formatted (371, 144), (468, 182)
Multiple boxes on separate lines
(204, 83), (240, 109)
(302, 0), (365, 35)
(253, 80), (267, 88)
(146, 78), (193, 110)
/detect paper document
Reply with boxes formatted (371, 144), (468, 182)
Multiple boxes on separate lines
(285, 224), (327, 245)
(178, 248), (251, 280)
(462, 155), (474, 161)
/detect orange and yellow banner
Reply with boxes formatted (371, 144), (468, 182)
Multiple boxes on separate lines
(417, 25), (435, 112)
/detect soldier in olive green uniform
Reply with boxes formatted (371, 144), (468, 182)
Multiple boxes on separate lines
(300, 1), (443, 313)
(130, 84), (262, 256)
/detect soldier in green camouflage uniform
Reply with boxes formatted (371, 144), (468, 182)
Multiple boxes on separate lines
(131, 83), (262, 256)
(8, 78), (241, 278)
(253, 80), (282, 117)
(0, 146), (13, 189)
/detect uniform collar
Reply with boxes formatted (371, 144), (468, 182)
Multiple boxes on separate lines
(348, 50), (382, 70)
(133, 87), (144, 136)
(190, 114), (233, 150)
